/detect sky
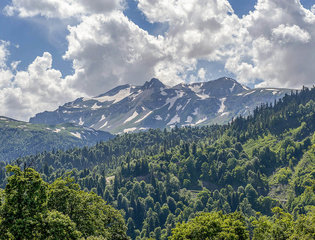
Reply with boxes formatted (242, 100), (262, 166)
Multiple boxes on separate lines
(0, 0), (314, 121)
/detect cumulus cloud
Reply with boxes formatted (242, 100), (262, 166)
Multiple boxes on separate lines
(225, 0), (315, 88)
(138, 0), (239, 63)
(4, 0), (123, 18)
(63, 0), (240, 96)
(0, 50), (82, 120)
(198, 68), (206, 80)
(272, 24), (311, 44)
(63, 12), (168, 95)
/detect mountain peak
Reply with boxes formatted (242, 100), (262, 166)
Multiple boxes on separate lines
(97, 84), (131, 98)
(143, 78), (165, 89)
(30, 76), (291, 134)
(206, 77), (250, 92)
(212, 77), (238, 84)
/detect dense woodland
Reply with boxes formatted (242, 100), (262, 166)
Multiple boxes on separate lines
(0, 87), (314, 239)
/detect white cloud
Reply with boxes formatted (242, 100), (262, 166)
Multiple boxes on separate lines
(272, 24), (311, 44)
(198, 68), (206, 80)
(62, 0), (241, 95)
(4, 0), (123, 18)
(10, 61), (21, 71)
(0, 51), (82, 120)
(63, 12), (170, 95)
(138, 0), (239, 61)
(224, 0), (315, 88)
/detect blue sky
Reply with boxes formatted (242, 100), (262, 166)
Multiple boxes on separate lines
(0, 0), (314, 120)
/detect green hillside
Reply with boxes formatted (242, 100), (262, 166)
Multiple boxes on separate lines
(0, 87), (314, 239)
(0, 117), (113, 162)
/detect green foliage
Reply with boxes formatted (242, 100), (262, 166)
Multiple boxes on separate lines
(0, 166), (48, 239)
(0, 166), (128, 240)
(43, 210), (82, 240)
(169, 211), (249, 240)
(252, 207), (315, 240)
(48, 177), (128, 239)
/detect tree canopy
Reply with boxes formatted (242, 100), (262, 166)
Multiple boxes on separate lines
(0, 165), (128, 240)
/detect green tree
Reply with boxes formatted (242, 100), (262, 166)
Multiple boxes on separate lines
(169, 212), (249, 240)
(43, 210), (82, 240)
(0, 166), (129, 240)
(0, 166), (48, 239)
(47, 177), (128, 239)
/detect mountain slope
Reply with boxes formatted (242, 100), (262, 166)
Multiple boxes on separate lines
(8, 86), (315, 240)
(0, 116), (113, 162)
(30, 77), (292, 134)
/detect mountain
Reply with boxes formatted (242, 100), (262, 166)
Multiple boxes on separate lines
(0, 116), (113, 162)
(6, 87), (314, 239)
(30, 77), (292, 134)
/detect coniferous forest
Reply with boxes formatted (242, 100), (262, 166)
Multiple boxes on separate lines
(0, 87), (314, 239)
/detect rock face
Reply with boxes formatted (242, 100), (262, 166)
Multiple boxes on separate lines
(30, 77), (292, 134)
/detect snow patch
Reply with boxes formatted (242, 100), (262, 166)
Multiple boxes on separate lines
(242, 85), (250, 91)
(230, 83), (236, 93)
(91, 103), (102, 110)
(99, 115), (106, 122)
(182, 99), (191, 110)
(94, 87), (131, 103)
(189, 84), (202, 93)
(99, 121), (108, 129)
(195, 117), (207, 125)
(196, 92), (210, 99)
(220, 112), (229, 116)
(53, 129), (61, 133)
(130, 90), (143, 100)
(135, 111), (152, 123)
(70, 132), (81, 139)
(243, 91), (256, 97)
(189, 84), (210, 99)
(155, 115), (163, 121)
(124, 128), (137, 133)
(167, 114), (180, 125)
(124, 111), (139, 123)
(176, 105), (182, 111)
(165, 90), (185, 110)
(78, 117), (84, 126)
(218, 98), (226, 113)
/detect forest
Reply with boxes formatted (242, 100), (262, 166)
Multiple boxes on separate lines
(0, 87), (314, 239)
